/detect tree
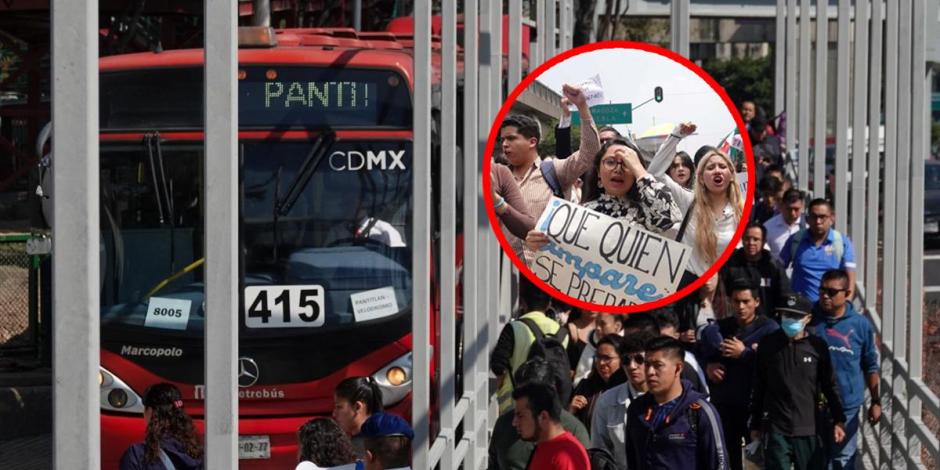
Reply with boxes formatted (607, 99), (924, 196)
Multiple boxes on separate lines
(701, 55), (775, 117)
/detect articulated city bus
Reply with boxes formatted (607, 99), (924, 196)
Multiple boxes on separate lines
(95, 27), (433, 468)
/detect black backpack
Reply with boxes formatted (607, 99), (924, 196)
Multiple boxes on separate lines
(587, 447), (623, 470)
(516, 317), (572, 404)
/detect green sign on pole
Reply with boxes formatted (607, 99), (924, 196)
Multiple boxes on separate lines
(571, 103), (633, 126)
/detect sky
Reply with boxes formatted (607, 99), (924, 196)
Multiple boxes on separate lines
(534, 48), (741, 155)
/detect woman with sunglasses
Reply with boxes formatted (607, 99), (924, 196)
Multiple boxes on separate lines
(525, 139), (681, 254)
(569, 334), (627, 431)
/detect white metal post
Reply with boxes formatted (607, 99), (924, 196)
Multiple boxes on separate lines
(412, 0), (432, 467)
(786, 0), (799, 177)
(535, 0), (545, 68)
(509, 0), (523, 89)
(462, 0), (484, 466)
(545, 0), (556, 61)
(438, 0), (458, 466)
(775, 0), (786, 118)
(865, 0), (883, 301)
(797, 0), (811, 194)
(833, 0), (850, 232)
(850, 0), (869, 280)
(203, 0), (239, 467)
(812, 0), (827, 198)
(671, 0), (690, 57)
(908, 0), (928, 460)
(51, 1), (100, 467)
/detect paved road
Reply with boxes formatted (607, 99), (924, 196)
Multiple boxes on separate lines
(926, 238), (940, 301)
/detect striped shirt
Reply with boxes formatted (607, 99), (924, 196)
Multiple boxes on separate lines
(507, 115), (600, 259)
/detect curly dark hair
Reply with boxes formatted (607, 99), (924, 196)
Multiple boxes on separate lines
(142, 383), (202, 463)
(297, 418), (358, 466)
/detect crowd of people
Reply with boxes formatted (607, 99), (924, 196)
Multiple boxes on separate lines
(118, 377), (415, 470)
(488, 97), (880, 470)
(112, 94), (877, 470)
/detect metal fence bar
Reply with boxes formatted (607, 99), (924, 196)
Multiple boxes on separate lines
(907, 0), (928, 460)
(865, 0), (882, 300)
(411, 0), (432, 467)
(461, 0), (484, 465)
(535, 0), (545, 68)
(813, 0), (827, 202)
(203, 0), (239, 466)
(882, 0), (899, 353)
(508, 0), (523, 89)
(833, 0), (849, 230)
(437, 0), (459, 466)
(880, 0), (900, 460)
(775, 0), (786, 118)
(798, 0), (811, 195)
(850, 0), (868, 278)
(671, 0), (690, 57)
(560, 0), (571, 50)
(51, 0), (100, 467)
(786, 0), (800, 181)
(545, 0), (556, 61)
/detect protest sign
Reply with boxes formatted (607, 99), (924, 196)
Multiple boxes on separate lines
(568, 74), (605, 109)
(737, 172), (748, 196)
(530, 198), (691, 306)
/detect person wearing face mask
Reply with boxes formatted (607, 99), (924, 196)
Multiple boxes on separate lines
(569, 335), (627, 431)
(625, 336), (729, 470)
(750, 293), (846, 470)
(524, 139), (681, 259)
(589, 330), (654, 469)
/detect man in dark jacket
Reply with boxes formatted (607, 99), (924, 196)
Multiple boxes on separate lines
(750, 293), (846, 470)
(700, 280), (780, 470)
(811, 269), (881, 470)
(719, 222), (790, 318)
(625, 336), (729, 470)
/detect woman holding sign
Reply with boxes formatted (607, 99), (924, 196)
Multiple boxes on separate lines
(524, 138), (681, 253)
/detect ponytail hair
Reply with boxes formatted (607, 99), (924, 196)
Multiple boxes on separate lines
(335, 376), (384, 415)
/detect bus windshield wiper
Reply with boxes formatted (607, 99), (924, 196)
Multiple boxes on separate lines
(274, 131), (335, 216)
(145, 131), (177, 270)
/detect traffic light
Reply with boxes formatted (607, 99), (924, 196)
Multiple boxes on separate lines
(654, 86), (663, 103)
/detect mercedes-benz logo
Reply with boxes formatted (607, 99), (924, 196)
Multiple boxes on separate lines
(238, 357), (259, 388)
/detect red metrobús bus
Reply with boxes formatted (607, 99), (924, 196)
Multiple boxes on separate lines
(95, 29), (436, 469)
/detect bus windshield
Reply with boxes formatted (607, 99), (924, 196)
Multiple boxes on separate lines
(99, 139), (414, 341)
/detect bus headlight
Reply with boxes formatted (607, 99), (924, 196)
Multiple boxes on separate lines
(99, 367), (144, 414)
(371, 353), (412, 406)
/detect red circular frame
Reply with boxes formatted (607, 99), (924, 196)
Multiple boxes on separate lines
(482, 41), (755, 314)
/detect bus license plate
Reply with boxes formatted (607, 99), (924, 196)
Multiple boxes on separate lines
(238, 435), (270, 460)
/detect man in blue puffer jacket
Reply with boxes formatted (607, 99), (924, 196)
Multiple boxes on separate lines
(811, 269), (881, 470)
(625, 336), (729, 470)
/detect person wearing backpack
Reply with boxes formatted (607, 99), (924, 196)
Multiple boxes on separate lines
(625, 337), (730, 470)
(498, 84), (600, 259)
(779, 198), (857, 302)
(488, 358), (591, 470)
(492, 278), (572, 414)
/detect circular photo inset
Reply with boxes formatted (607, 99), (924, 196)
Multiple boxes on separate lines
(484, 41), (754, 313)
